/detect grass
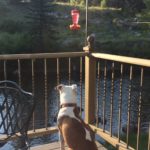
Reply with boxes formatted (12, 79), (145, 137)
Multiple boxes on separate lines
(104, 133), (149, 150)
(122, 133), (148, 150)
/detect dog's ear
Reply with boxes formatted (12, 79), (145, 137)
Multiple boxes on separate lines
(71, 84), (77, 90)
(55, 84), (64, 91)
(72, 84), (77, 93)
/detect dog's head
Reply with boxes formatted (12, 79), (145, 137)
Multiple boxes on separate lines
(55, 84), (77, 105)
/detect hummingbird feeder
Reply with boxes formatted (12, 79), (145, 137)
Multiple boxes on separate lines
(70, 9), (80, 30)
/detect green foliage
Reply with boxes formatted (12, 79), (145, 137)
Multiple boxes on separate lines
(144, 0), (150, 9)
(95, 39), (150, 58)
(121, 0), (146, 14)
(100, 0), (108, 7)
(26, 0), (56, 51)
(0, 1), (9, 16)
(100, 0), (146, 14)
(8, 0), (21, 5)
(104, 133), (148, 150)
(0, 32), (32, 54)
(69, 0), (84, 5)
(0, 20), (25, 33)
(73, 0), (101, 5)
(121, 133), (148, 150)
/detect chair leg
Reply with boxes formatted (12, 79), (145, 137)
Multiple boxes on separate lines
(0, 142), (6, 147)
(25, 136), (30, 150)
(17, 134), (30, 150)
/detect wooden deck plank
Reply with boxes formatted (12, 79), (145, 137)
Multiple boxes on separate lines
(31, 141), (107, 150)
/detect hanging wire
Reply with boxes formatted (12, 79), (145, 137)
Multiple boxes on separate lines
(73, 0), (77, 8)
(85, 0), (88, 45)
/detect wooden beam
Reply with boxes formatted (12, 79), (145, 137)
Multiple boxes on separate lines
(91, 53), (150, 67)
(0, 52), (88, 60)
(0, 126), (58, 142)
(27, 126), (58, 138)
(90, 125), (135, 150)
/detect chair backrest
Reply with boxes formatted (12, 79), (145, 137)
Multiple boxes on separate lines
(0, 80), (35, 140)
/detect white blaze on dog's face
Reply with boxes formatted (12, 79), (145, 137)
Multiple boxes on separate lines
(56, 84), (77, 105)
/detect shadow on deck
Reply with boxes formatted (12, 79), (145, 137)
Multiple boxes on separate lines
(31, 141), (107, 150)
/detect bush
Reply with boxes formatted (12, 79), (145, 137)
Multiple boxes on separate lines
(0, 32), (33, 54)
(95, 39), (150, 58)
(69, 0), (84, 5)
(144, 0), (150, 9)
(0, 20), (25, 33)
(101, 0), (108, 7)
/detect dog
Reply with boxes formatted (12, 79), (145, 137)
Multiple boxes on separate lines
(56, 84), (98, 150)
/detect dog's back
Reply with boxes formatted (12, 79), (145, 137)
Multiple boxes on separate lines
(58, 115), (97, 150)
(56, 84), (98, 150)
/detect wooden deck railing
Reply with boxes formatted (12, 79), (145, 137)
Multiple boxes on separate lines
(84, 44), (150, 150)
(0, 52), (87, 140)
(0, 50), (149, 150)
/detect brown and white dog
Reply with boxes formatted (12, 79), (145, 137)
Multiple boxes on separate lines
(56, 84), (98, 150)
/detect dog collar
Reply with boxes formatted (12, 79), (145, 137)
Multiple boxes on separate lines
(60, 103), (77, 108)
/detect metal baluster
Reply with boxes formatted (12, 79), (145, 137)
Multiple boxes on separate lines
(80, 57), (83, 116)
(126, 65), (133, 148)
(4, 60), (8, 128)
(44, 59), (48, 129)
(136, 67), (144, 150)
(118, 64), (123, 142)
(96, 61), (100, 127)
(57, 58), (60, 108)
(4, 60), (7, 80)
(18, 59), (21, 87)
(110, 62), (115, 136)
(148, 122), (150, 150)
(31, 59), (35, 131)
(16, 60), (24, 140)
(57, 58), (60, 85)
(103, 61), (107, 131)
(69, 58), (71, 85)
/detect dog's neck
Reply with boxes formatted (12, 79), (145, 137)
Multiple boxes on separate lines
(60, 96), (77, 105)
(60, 103), (77, 108)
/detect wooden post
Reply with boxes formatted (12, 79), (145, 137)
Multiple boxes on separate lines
(83, 34), (96, 124)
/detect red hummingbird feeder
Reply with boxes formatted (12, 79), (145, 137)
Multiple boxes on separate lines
(70, 9), (80, 30)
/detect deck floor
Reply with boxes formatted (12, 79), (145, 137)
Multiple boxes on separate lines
(31, 141), (107, 150)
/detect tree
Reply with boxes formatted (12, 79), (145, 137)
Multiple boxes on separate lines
(69, 0), (84, 5)
(26, 0), (56, 52)
(106, 0), (146, 13)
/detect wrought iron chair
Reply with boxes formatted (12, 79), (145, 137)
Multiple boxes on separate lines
(0, 80), (35, 150)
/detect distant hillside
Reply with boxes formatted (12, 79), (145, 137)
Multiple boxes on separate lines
(0, 1), (150, 58)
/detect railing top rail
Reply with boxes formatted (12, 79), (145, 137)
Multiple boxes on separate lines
(91, 53), (150, 67)
(0, 52), (88, 60)
(0, 52), (149, 67)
